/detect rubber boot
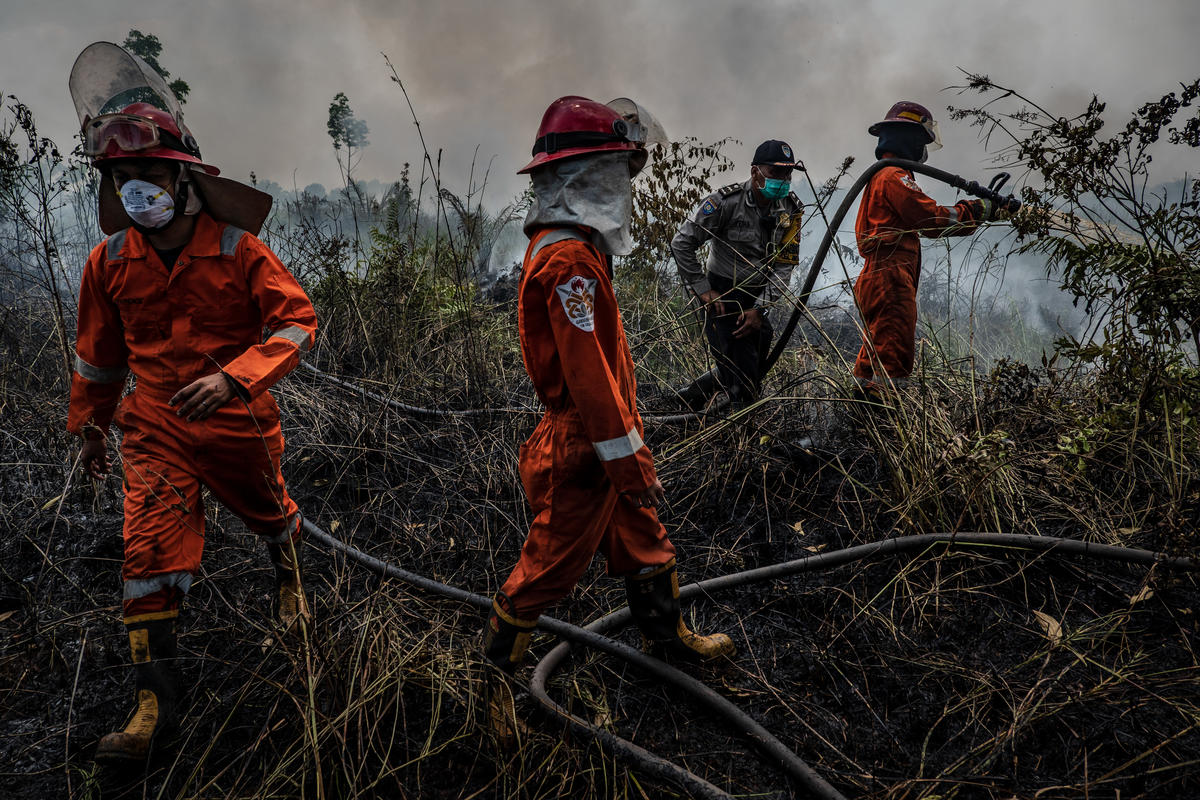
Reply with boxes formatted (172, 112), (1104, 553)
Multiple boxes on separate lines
(676, 368), (720, 411)
(269, 539), (311, 630)
(625, 559), (735, 661)
(481, 595), (537, 747)
(95, 616), (178, 762)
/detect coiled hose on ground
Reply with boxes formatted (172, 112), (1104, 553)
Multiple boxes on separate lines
(301, 518), (811, 800)
(290, 161), (1179, 799)
(304, 513), (1196, 800)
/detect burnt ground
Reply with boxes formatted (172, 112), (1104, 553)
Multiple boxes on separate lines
(2, 359), (1198, 800)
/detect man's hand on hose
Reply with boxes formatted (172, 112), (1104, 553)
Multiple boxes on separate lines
(80, 437), (110, 479)
(171, 372), (238, 421)
(624, 479), (665, 508)
(698, 290), (725, 317)
(733, 307), (764, 338)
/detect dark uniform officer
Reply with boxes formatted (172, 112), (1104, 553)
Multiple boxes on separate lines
(671, 140), (804, 407)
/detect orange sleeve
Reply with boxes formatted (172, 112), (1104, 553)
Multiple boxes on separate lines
(221, 234), (318, 399)
(883, 169), (984, 239)
(537, 242), (657, 494)
(67, 241), (129, 438)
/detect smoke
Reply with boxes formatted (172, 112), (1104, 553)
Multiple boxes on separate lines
(2, 0), (1195, 358)
(4, 0), (1195, 205)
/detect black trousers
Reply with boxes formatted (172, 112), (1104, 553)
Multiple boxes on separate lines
(703, 274), (773, 403)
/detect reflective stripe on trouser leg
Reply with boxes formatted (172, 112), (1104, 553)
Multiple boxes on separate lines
(263, 512), (301, 545)
(500, 414), (675, 619)
(124, 572), (194, 602)
(119, 395), (206, 618)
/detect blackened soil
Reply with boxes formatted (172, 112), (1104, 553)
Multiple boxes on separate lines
(3, 369), (1197, 800)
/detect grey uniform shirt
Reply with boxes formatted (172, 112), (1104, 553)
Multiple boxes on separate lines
(671, 179), (803, 307)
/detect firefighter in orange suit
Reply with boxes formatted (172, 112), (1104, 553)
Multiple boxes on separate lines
(483, 97), (735, 688)
(853, 101), (1003, 391)
(67, 42), (316, 762)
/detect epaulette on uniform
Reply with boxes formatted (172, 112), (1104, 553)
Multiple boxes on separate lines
(718, 183), (742, 198)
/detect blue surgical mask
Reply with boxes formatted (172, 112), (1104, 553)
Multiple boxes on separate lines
(760, 177), (791, 201)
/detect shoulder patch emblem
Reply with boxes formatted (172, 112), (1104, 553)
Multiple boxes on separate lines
(700, 198), (718, 215)
(555, 275), (598, 332)
(900, 174), (921, 192)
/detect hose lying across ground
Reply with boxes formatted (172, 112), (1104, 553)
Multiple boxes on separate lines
(304, 513), (1197, 800)
(302, 519), (775, 800)
(290, 161), (1193, 797)
(300, 359), (723, 424)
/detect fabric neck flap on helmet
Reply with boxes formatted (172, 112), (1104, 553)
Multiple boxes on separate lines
(875, 123), (929, 162)
(524, 152), (634, 256)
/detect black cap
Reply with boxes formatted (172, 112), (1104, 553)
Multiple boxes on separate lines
(751, 139), (802, 169)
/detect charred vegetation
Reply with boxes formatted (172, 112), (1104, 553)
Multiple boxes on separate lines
(1, 77), (1198, 799)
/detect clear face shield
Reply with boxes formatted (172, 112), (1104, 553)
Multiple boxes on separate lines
(69, 41), (195, 147)
(605, 98), (669, 147)
(924, 118), (943, 153)
(606, 97), (669, 175)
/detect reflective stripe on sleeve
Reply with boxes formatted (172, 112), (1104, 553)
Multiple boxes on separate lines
(592, 427), (645, 462)
(74, 354), (128, 384)
(123, 571), (193, 601)
(105, 229), (128, 261)
(266, 325), (311, 352)
(220, 225), (247, 256)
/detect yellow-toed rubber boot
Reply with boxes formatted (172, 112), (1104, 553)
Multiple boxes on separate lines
(270, 539), (311, 630)
(481, 594), (537, 747)
(95, 616), (178, 762)
(625, 559), (735, 661)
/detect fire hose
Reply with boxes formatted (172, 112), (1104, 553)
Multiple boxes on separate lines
(299, 360), (721, 423)
(303, 158), (1020, 423)
(301, 518), (831, 800)
(762, 158), (1020, 375)
(303, 510), (1195, 799)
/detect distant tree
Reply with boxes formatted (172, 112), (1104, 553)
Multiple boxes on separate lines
(326, 92), (370, 152)
(327, 92), (369, 196)
(122, 29), (191, 105)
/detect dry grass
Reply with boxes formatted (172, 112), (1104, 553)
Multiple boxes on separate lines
(2, 110), (1197, 796)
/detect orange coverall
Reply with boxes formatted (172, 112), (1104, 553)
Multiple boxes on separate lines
(498, 227), (675, 619)
(853, 164), (985, 383)
(68, 211), (317, 618)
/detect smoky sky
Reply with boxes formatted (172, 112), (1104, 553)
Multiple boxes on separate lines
(2, 0), (1197, 208)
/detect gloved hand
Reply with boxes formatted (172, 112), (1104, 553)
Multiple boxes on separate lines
(973, 198), (1015, 222)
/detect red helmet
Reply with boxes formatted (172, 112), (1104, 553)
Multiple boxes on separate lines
(84, 102), (219, 175)
(519, 95), (647, 175)
(868, 100), (941, 149)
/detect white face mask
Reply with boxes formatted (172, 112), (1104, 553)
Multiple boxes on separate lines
(118, 179), (176, 229)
